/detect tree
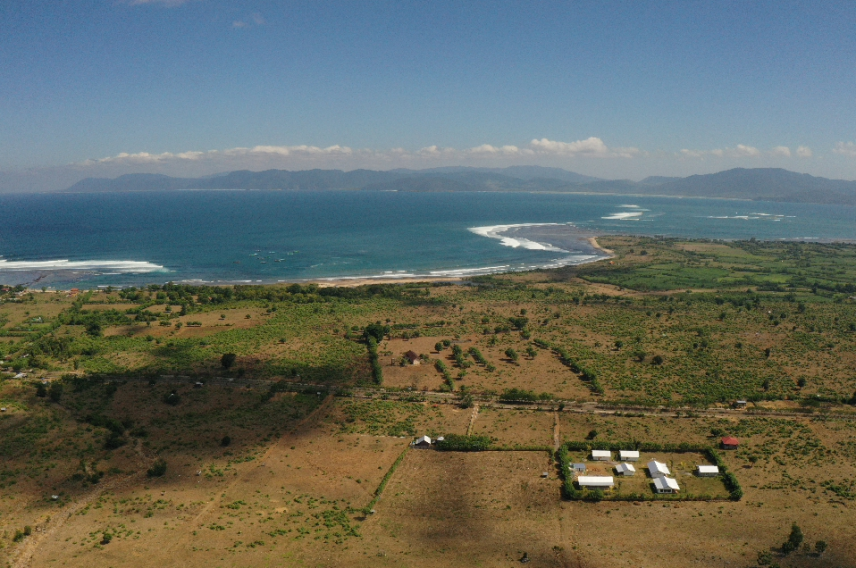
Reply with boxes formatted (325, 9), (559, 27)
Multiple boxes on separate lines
(221, 435), (231, 447)
(586, 429), (598, 440)
(49, 382), (63, 403)
(782, 523), (803, 554)
(221, 353), (237, 370)
(633, 350), (646, 362)
(815, 540), (827, 556)
(147, 459), (168, 477)
(526, 346), (538, 359)
(434, 342), (444, 352)
(651, 355), (664, 365)
(86, 322), (102, 337)
(509, 316), (529, 330)
(363, 323), (390, 344)
(504, 348), (519, 363)
(36, 383), (47, 398)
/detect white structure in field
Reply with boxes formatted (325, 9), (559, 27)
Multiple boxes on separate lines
(591, 450), (611, 461)
(647, 460), (670, 477)
(572, 463), (587, 473)
(577, 476), (614, 488)
(696, 465), (720, 477)
(412, 435), (432, 448)
(619, 450), (640, 462)
(615, 463), (636, 476)
(653, 476), (680, 493)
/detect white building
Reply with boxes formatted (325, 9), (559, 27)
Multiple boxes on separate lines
(412, 435), (432, 448)
(615, 463), (636, 476)
(571, 463), (587, 473)
(577, 476), (614, 489)
(591, 450), (611, 461)
(647, 460), (670, 477)
(696, 465), (720, 477)
(653, 476), (680, 494)
(619, 450), (640, 462)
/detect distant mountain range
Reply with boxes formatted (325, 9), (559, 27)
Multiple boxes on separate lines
(64, 166), (856, 206)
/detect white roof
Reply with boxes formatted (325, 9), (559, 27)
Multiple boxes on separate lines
(577, 476), (614, 487)
(591, 450), (611, 457)
(697, 465), (720, 474)
(414, 435), (431, 445)
(616, 463), (636, 474)
(619, 450), (640, 459)
(653, 476), (680, 491)
(647, 460), (670, 476)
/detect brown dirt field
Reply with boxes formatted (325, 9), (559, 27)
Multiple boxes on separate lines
(471, 407), (556, 447)
(104, 308), (270, 338)
(363, 450), (572, 567)
(379, 337), (445, 390)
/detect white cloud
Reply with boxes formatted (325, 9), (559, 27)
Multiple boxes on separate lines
(796, 146), (813, 158)
(833, 142), (856, 157)
(529, 137), (640, 158)
(735, 144), (760, 157)
(770, 146), (791, 157)
(233, 12), (265, 28)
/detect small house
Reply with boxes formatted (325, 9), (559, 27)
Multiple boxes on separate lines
(412, 435), (432, 448)
(696, 465), (720, 477)
(653, 476), (680, 494)
(591, 450), (611, 461)
(571, 463), (587, 473)
(619, 450), (640, 462)
(404, 351), (420, 365)
(577, 476), (614, 489)
(721, 436), (739, 450)
(734, 400), (747, 409)
(647, 460), (670, 477)
(615, 463), (636, 476)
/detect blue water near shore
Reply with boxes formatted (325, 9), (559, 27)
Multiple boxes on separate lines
(0, 190), (854, 288)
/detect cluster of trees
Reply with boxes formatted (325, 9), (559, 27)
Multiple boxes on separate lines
(498, 388), (554, 403)
(435, 434), (492, 452)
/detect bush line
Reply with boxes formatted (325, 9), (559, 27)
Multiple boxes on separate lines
(365, 445), (410, 513)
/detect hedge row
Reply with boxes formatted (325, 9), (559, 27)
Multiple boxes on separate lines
(434, 359), (455, 392)
(537, 340), (604, 395)
(704, 448), (744, 501)
(365, 445), (410, 512)
(435, 434), (492, 452)
(367, 337), (382, 385)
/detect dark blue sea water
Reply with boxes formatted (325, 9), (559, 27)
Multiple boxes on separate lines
(1, 190), (854, 288)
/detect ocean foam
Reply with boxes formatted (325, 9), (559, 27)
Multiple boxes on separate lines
(468, 223), (570, 252)
(602, 211), (644, 220)
(0, 259), (165, 273)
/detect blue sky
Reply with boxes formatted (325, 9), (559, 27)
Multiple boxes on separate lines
(2, 0), (856, 190)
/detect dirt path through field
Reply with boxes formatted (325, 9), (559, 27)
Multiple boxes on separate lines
(465, 403), (480, 436)
(553, 411), (561, 451)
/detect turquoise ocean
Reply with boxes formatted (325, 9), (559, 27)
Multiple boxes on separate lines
(1, 190), (854, 288)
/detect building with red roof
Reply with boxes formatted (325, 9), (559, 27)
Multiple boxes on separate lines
(721, 436), (739, 450)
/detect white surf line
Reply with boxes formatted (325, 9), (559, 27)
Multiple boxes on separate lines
(0, 259), (165, 273)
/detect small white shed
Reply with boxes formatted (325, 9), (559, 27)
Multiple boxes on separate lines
(591, 450), (611, 461)
(571, 463), (587, 473)
(619, 450), (640, 462)
(615, 463), (636, 476)
(412, 435), (432, 448)
(653, 476), (680, 494)
(577, 476), (614, 489)
(696, 465), (720, 477)
(647, 460), (670, 477)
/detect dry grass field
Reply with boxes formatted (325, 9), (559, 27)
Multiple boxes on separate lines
(2, 238), (856, 567)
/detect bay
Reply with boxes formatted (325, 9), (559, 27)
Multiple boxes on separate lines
(0, 190), (854, 288)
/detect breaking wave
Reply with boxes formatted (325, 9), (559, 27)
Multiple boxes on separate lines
(0, 259), (166, 273)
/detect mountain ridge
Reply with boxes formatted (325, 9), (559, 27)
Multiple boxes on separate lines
(63, 166), (856, 206)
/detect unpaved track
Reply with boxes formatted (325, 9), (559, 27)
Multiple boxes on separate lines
(465, 403), (480, 436)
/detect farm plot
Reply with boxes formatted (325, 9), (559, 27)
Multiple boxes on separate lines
(363, 450), (573, 567)
(469, 407), (555, 448)
(565, 450), (731, 500)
